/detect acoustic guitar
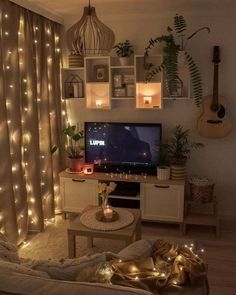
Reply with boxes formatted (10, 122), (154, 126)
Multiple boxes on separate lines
(197, 46), (232, 138)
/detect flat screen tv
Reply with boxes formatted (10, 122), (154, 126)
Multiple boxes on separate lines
(85, 122), (162, 175)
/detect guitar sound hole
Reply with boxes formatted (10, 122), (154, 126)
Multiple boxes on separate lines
(217, 104), (225, 118)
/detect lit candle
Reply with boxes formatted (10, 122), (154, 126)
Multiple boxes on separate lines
(103, 206), (113, 219)
(143, 96), (152, 104)
(96, 100), (102, 107)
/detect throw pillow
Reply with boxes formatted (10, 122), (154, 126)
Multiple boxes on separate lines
(118, 239), (153, 261)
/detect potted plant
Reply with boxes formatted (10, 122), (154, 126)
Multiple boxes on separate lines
(144, 14), (210, 107)
(113, 40), (134, 66)
(63, 125), (84, 172)
(162, 125), (204, 179)
(157, 144), (171, 180)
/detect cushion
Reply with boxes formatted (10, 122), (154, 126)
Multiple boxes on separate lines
(118, 239), (153, 261)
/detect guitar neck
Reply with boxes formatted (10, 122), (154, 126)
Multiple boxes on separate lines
(211, 46), (220, 112)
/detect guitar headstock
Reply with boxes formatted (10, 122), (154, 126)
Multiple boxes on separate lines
(212, 46), (221, 64)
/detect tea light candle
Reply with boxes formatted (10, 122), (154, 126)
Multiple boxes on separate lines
(103, 206), (113, 219)
(96, 99), (102, 107)
(143, 96), (152, 104)
(83, 163), (94, 175)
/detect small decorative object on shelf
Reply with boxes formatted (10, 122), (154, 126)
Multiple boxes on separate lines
(113, 74), (122, 88)
(113, 87), (126, 97)
(63, 125), (84, 172)
(64, 74), (84, 98)
(126, 84), (135, 97)
(167, 77), (184, 98)
(94, 65), (109, 82)
(68, 54), (84, 68)
(113, 40), (134, 66)
(83, 163), (94, 175)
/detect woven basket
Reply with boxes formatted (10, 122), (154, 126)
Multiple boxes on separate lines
(189, 183), (214, 203)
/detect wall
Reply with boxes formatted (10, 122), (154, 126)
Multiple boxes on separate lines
(63, 0), (236, 219)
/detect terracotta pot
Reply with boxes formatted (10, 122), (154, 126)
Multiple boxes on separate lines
(67, 157), (84, 172)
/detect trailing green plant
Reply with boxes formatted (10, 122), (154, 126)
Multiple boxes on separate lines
(144, 14), (210, 107)
(161, 125), (204, 164)
(62, 125), (84, 158)
(113, 40), (134, 57)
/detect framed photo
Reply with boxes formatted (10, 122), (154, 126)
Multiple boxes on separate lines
(126, 84), (135, 97)
(93, 65), (108, 82)
(113, 74), (122, 88)
(123, 74), (134, 84)
(113, 87), (126, 97)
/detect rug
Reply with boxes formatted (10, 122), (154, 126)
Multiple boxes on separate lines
(18, 216), (193, 261)
(18, 218), (130, 260)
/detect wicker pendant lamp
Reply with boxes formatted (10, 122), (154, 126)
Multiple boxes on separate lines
(66, 0), (115, 57)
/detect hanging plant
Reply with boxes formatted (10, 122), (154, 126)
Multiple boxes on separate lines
(144, 14), (210, 107)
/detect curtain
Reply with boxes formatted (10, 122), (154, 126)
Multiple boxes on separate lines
(0, 0), (64, 244)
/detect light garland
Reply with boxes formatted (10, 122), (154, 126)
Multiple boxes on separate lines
(0, 6), (63, 243)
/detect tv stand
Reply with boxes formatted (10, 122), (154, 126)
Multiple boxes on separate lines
(59, 170), (185, 225)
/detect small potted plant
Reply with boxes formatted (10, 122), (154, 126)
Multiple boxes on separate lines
(162, 125), (204, 179)
(63, 125), (84, 172)
(113, 40), (134, 66)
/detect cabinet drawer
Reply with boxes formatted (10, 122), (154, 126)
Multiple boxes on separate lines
(60, 178), (98, 213)
(140, 183), (184, 222)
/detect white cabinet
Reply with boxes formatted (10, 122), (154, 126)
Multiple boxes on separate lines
(60, 177), (98, 213)
(140, 183), (184, 222)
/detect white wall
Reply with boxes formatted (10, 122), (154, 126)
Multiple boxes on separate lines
(63, 0), (236, 219)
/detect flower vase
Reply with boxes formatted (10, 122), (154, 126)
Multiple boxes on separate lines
(101, 193), (108, 210)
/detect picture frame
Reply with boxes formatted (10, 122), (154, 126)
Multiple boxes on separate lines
(123, 74), (134, 84)
(126, 84), (135, 97)
(113, 74), (122, 88)
(113, 87), (126, 97)
(93, 65), (109, 82)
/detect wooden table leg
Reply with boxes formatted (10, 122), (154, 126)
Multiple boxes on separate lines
(87, 236), (93, 248)
(68, 231), (76, 258)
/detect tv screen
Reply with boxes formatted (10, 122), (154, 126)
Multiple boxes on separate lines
(85, 122), (162, 175)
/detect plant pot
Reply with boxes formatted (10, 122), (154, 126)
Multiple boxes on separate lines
(157, 166), (171, 180)
(67, 157), (84, 172)
(170, 164), (186, 180)
(119, 57), (130, 66)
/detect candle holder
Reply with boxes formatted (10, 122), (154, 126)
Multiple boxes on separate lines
(95, 206), (119, 223)
(83, 163), (94, 175)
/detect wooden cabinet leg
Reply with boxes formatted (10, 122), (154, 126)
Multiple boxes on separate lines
(182, 223), (186, 235)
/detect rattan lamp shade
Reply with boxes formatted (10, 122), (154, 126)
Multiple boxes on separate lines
(66, 5), (115, 56)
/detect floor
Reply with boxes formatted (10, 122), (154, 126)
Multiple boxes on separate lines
(22, 216), (236, 295)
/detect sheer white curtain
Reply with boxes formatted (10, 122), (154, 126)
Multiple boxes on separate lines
(0, 0), (64, 244)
